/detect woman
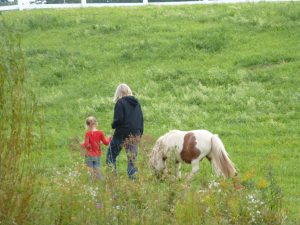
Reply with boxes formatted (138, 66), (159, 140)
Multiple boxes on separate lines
(106, 83), (144, 179)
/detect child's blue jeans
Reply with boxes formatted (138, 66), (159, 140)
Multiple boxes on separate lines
(85, 156), (103, 180)
(85, 156), (100, 168)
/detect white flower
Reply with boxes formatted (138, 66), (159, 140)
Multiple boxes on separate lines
(208, 180), (219, 189)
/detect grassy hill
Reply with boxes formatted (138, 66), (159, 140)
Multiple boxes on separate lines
(1, 3), (300, 224)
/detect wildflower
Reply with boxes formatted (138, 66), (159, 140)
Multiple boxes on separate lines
(257, 178), (268, 189)
(219, 180), (229, 189)
(234, 184), (244, 190)
(96, 202), (102, 209)
(242, 171), (254, 182)
(232, 177), (244, 190)
(208, 180), (219, 189)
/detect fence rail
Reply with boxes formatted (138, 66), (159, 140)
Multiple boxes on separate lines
(0, 0), (297, 11)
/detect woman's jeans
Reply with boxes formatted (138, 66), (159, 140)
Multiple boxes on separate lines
(106, 135), (139, 179)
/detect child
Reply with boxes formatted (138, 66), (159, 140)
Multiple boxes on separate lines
(81, 116), (111, 180)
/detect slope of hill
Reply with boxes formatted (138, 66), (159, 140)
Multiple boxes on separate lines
(2, 3), (299, 223)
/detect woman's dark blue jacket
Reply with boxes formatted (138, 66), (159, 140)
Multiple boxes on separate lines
(112, 96), (144, 138)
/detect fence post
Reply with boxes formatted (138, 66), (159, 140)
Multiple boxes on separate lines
(81, 0), (86, 7)
(18, 0), (23, 10)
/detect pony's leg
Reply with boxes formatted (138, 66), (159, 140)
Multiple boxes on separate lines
(175, 161), (181, 179)
(186, 158), (200, 180)
(161, 159), (168, 177)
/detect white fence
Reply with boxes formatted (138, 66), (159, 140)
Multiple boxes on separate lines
(0, 0), (297, 11)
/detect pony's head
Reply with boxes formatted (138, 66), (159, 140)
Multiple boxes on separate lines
(149, 136), (167, 177)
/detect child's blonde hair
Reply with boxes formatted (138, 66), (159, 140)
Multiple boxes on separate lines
(85, 116), (97, 128)
(113, 83), (133, 103)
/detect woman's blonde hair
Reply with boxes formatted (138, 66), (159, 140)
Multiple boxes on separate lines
(113, 83), (133, 102)
(85, 116), (97, 128)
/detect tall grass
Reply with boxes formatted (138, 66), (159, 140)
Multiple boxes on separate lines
(0, 18), (42, 224)
(26, 136), (287, 224)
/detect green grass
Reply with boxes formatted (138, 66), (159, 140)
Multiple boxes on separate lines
(1, 2), (300, 224)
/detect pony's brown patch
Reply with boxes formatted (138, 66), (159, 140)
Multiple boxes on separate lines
(180, 132), (201, 164)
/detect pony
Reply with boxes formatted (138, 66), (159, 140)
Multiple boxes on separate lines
(149, 130), (237, 179)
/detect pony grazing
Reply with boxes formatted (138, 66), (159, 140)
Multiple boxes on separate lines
(149, 130), (237, 179)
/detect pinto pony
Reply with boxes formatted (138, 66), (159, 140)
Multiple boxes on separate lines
(149, 130), (237, 179)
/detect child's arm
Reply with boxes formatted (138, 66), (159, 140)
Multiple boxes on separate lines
(81, 133), (91, 148)
(80, 133), (90, 156)
(101, 132), (111, 146)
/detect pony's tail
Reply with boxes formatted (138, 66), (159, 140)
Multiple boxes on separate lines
(209, 135), (237, 178)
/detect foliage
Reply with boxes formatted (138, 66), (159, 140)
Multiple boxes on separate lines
(175, 172), (287, 225)
(0, 19), (43, 224)
(29, 152), (288, 224)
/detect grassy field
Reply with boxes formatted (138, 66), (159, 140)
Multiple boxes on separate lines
(1, 2), (300, 224)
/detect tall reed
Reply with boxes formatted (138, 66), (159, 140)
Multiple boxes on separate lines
(0, 18), (40, 225)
